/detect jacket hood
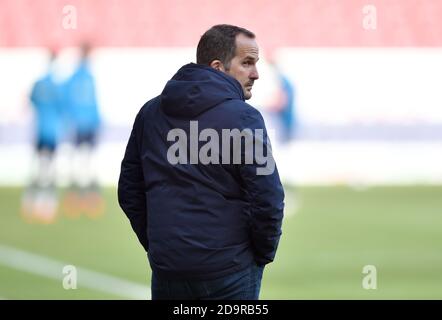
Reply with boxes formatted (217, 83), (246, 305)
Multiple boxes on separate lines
(161, 63), (244, 118)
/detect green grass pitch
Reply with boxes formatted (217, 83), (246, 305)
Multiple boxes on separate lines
(0, 186), (441, 299)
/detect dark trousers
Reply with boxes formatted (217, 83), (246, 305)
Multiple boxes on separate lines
(151, 263), (265, 300)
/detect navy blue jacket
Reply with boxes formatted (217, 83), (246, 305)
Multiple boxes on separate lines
(118, 63), (284, 280)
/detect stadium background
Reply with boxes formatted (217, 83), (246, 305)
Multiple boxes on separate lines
(1, 0), (442, 299)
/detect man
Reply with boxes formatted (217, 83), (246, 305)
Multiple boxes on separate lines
(22, 50), (62, 224)
(268, 60), (297, 143)
(62, 43), (104, 218)
(118, 24), (284, 300)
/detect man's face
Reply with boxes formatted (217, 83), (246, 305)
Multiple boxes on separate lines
(225, 34), (260, 100)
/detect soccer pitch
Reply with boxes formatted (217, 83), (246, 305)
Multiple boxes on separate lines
(0, 186), (441, 299)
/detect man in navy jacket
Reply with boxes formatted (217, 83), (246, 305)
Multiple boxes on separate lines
(118, 24), (284, 300)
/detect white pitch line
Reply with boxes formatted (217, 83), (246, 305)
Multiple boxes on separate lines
(0, 244), (150, 300)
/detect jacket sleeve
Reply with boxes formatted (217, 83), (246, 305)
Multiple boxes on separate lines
(239, 107), (285, 266)
(118, 108), (149, 252)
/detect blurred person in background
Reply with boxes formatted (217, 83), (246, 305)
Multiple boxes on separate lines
(263, 59), (300, 215)
(61, 43), (104, 219)
(21, 49), (63, 224)
(118, 24), (284, 300)
(266, 60), (297, 144)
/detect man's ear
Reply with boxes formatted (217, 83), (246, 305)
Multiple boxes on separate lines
(210, 60), (225, 72)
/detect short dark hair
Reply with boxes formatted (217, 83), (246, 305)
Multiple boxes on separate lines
(196, 24), (255, 70)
